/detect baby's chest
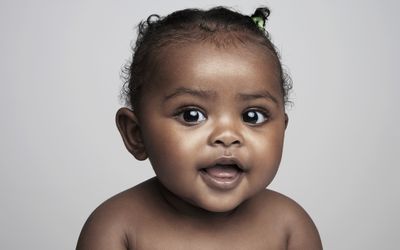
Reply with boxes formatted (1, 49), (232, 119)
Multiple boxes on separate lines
(129, 223), (287, 250)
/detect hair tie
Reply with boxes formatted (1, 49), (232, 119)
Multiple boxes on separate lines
(251, 8), (270, 31)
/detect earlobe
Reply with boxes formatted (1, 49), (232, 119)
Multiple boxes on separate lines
(115, 107), (148, 161)
(284, 113), (289, 129)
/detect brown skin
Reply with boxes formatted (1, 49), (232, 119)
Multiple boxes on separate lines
(77, 43), (322, 249)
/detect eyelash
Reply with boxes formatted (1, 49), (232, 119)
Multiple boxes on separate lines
(173, 106), (271, 126)
(242, 108), (270, 125)
(173, 106), (207, 126)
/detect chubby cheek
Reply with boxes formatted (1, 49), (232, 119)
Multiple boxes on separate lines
(247, 128), (285, 188)
(141, 121), (203, 186)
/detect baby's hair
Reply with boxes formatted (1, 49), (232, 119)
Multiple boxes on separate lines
(121, 6), (292, 111)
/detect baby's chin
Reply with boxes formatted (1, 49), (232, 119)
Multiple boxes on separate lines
(186, 193), (250, 214)
(156, 177), (258, 216)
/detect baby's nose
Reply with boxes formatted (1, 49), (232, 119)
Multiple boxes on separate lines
(213, 133), (241, 147)
(208, 120), (243, 147)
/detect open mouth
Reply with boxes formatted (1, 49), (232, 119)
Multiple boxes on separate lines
(199, 161), (244, 190)
(200, 164), (243, 179)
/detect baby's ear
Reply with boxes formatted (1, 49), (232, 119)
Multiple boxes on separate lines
(116, 108), (147, 161)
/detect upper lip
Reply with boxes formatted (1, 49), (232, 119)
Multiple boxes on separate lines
(206, 156), (246, 171)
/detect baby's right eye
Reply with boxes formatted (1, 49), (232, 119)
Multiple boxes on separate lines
(176, 108), (206, 125)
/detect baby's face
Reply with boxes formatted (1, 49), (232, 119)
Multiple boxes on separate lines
(137, 42), (287, 212)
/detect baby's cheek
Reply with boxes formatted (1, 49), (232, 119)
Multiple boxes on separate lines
(249, 139), (283, 180)
(145, 135), (193, 172)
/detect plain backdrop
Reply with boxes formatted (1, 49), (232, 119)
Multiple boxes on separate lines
(1, 0), (399, 249)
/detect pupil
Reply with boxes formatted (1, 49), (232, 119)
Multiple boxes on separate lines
(184, 110), (199, 122)
(244, 111), (257, 123)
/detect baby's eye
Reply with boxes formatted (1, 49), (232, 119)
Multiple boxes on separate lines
(242, 110), (268, 125)
(176, 108), (206, 125)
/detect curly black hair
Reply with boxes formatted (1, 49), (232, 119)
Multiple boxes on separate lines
(121, 6), (292, 110)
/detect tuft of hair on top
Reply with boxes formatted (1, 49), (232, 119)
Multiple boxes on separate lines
(120, 6), (293, 111)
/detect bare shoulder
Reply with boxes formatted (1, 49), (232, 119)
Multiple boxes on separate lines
(258, 189), (323, 250)
(76, 179), (156, 250)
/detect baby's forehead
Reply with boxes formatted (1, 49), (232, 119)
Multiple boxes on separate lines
(145, 42), (283, 97)
(152, 40), (281, 80)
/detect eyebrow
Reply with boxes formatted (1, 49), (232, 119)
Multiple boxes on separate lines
(163, 87), (279, 105)
(237, 91), (279, 104)
(163, 87), (216, 102)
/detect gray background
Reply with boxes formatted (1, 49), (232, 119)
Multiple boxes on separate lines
(1, 0), (399, 249)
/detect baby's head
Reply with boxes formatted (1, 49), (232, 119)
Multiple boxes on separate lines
(117, 6), (291, 213)
(122, 6), (291, 111)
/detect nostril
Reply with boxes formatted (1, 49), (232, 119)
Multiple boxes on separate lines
(210, 130), (243, 147)
(214, 139), (241, 147)
(214, 139), (224, 145)
(232, 140), (240, 145)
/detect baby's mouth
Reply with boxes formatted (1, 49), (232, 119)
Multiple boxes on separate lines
(201, 164), (243, 179)
(199, 163), (244, 190)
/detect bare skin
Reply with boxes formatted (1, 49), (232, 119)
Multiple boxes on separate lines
(77, 42), (322, 249)
(77, 178), (321, 249)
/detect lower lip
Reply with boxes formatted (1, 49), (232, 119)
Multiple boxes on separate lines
(199, 168), (244, 190)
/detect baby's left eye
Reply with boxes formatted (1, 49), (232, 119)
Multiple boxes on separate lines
(242, 110), (268, 124)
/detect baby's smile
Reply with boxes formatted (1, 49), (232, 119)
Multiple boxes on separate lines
(199, 156), (245, 190)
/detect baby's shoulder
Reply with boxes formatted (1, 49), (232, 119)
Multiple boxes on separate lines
(255, 189), (323, 249)
(76, 179), (157, 250)
(257, 189), (308, 216)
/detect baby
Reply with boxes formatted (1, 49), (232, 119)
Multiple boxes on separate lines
(77, 6), (322, 250)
